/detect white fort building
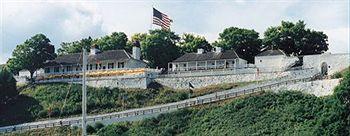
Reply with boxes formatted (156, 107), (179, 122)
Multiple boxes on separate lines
(16, 45), (349, 89)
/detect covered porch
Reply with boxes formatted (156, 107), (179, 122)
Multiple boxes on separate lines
(168, 58), (247, 72)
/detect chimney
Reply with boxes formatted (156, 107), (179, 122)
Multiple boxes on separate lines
(215, 46), (222, 53)
(90, 44), (100, 55)
(197, 48), (204, 54)
(132, 41), (141, 60)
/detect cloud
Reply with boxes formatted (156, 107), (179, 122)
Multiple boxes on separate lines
(0, 0), (349, 64)
(1, 1), (105, 64)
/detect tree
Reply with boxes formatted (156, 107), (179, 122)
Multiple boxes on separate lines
(0, 67), (17, 105)
(126, 33), (148, 53)
(7, 34), (56, 80)
(57, 37), (93, 55)
(95, 32), (128, 51)
(57, 32), (129, 55)
(179, 33), (212, 53)
(263, 20), (328, 55)
(213, 27), (262, 63)
(142, 29), (181, 68)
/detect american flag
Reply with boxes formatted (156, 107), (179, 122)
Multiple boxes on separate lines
(153, 8), (172, 29)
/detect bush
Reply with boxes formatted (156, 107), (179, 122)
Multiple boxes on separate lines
(86, 124), (96, 134)
(94, 122), (105, 131)
(97, 123), (129, 136)
(0, 68), (17, 105)
(331, 72), (342, 79)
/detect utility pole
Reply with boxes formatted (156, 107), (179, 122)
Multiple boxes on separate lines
(82, 49), (87, 136)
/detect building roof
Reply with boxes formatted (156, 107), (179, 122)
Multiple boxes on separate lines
(172, 50), (241, 62)
(256, 49), (286, 57)
(46, 50), (131, 66)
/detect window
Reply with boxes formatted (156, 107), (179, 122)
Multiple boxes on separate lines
(118, 62), (125, 68)
(183, 64), (187, 67)
(108, 63), (114, 69)
(260, 60), (262, 62)
(66, 66), (72, 72)
(54, 67), (59, 73)
(102, 66), (106, 69)
(232, 61), (235, 64)
(89, 64), (93, 70)
(95, 64), (98, 70)
(44, 67), (50, 73)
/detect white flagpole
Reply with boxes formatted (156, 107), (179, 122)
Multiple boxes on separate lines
(150, 4), (153, 31)
(82, 49), (87, 136)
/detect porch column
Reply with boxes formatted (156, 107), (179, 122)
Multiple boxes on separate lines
(215, 60), (217, 69)
(186, 62), (189, 71)
(205, 61), (208, 70)
(195, 61), (198, 70)
(168, 63), (170, 72)
(224, 60), (227, 69)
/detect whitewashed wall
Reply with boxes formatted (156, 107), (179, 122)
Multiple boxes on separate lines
(303, 53), (349, 75)
(255, 55), (298, 72)
(271, 79), (341, 97)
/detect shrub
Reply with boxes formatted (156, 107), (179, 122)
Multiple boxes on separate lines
(331, 72), (342, 79)
(86, 124), (96, 134)
(94, 122), (105, 131)
(0, 68), (17, 105)
(97, 123), (129, 136)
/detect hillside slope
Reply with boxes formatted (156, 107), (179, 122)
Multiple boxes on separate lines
(95, 73), (350, 136)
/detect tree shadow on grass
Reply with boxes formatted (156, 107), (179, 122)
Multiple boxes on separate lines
(0, 95), (42, 127)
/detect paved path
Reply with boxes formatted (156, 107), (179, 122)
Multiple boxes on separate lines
(0, 70), (318, 133)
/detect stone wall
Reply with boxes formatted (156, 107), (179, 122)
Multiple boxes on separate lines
(271, 78), (341, 97)
(303, 53), (349, 75)
(86, 76), (150, 89)
(155, 69), (313, 89)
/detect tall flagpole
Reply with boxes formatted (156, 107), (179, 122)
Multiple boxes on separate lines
(82, 49), (87, 136)
(150, 4), (153, 31)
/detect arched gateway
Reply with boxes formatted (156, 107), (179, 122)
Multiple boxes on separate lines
(320, 62), (328, 76)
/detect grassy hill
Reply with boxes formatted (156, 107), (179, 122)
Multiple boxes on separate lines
(0, 82), (248, 127)
(95, 91), (349, 136)
(4, 73), (350, 135)
(96, 73), (350, 136)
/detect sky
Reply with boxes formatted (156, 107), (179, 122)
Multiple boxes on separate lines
(0, 0), (349, 64)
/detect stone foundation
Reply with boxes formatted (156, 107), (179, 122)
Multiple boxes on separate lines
(271, 78), (341, 97)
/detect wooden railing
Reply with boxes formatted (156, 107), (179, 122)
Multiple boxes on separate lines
(0, 73), (317, 134)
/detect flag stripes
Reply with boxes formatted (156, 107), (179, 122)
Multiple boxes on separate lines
(153, 8), (172, 29)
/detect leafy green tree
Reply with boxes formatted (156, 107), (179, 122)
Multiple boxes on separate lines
(57, 37), (93, 55)
(179, 33), (212, 53)
(95, 32), (128, 51)
(142, 29), (181, 68)
(7, 34), (56, 80)
(0, 68), (17, 105)
(126, 33), (148, 53)
(214, 27), (262, 63)
(263, 20), (328, 55)
(58, 32), (128, 55)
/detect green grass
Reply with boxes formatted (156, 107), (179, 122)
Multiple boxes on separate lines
(3, 126), (81, 136)
(10, 90), (349, 136)
(331, 67), (350, 79)
(0, 81), (250, 127)
(9, 75), (350, 136)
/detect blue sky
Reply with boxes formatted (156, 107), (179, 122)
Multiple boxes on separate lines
(0, 0), (349, 64)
